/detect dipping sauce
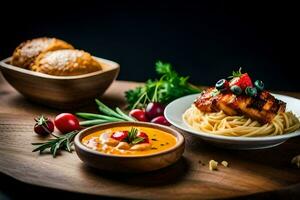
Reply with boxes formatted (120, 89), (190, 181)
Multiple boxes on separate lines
(82, 126), (177, 156)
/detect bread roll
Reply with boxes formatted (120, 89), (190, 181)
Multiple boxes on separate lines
(30, 49), (102, 76)
(11, 37), (74, 68)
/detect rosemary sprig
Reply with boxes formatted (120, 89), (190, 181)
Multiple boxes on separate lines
(131, 137), (145, 144)
(127, 127), (138, 142)
(32, 131), (78, 157)
(125, 127), (144, 144)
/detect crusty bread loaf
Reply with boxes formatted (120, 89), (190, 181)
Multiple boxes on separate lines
(30, 49), (102, 76)
(11, 37), (74, 69)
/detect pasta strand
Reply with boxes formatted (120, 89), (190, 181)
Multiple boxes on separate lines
(183, 105), (300, 137)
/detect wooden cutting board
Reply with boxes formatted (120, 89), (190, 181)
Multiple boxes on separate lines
(1, 76), (300, 199)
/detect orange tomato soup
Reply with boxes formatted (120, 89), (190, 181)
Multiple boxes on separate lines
(82, 126), (177, 156)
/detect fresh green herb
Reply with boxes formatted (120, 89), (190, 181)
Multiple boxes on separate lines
(228, 67), (242, 78)
(127, 127), (138, 142)
(79, 119), (113, 126)
(125, 127), (144, 144)
(125, 61), (201, 109)
(76, 99), (136, 127)
(95, 99), (135, 121)
(32, 131), (78, 157)
(76, 113), (124, 121)
(131, 137), (145, 145)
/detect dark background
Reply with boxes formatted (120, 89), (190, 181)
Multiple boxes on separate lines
(0, 0), (299, 91)
(0, 1), (300, 199)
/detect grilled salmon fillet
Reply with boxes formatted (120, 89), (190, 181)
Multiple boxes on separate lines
(194, 87), (286, 123)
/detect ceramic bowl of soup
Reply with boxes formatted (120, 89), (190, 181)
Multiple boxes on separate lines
(74, 122), (185, 172)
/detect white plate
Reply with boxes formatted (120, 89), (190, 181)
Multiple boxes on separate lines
(165, 93), (300, 150)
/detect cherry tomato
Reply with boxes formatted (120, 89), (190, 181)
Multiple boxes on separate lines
(54, 113), (80, 134)
(137, 132), (149, 143)
(229, 73), (253, 91)
(145, 102), (165, 120)
(151, 115), (171, 126)
(34, 116), (54, 136)
(129, 109), (149, 122)
(111, 131), (128, 141)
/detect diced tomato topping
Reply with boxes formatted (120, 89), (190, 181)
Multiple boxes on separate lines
(230, 73), (253, 91)
(111, 131), (128, 141)
(137, 132), (149, 143)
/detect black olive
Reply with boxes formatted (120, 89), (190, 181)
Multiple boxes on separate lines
(230, 85), (242, 95)
(254, 80), (264, 91)
(245, 87), (258, 97)
(215, 79), (226, 90)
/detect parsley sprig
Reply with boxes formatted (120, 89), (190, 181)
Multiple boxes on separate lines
(125, 61), (201, 109)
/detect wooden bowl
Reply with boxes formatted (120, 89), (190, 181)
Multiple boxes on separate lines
(0, 57), (119, 109)
(74, 122), (185, 173)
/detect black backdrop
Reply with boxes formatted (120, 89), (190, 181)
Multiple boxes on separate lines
(1, 0), (299, 91)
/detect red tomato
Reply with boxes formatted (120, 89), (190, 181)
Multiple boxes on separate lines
(137, 132), (149, 143)
(111, 131), (128, 141)
(151, 115), (171, 126)
(230, 73), (253, 91)
(34, 116), (54, 136)
(129, 109), (149, 122)
(54, 113), (80, 134)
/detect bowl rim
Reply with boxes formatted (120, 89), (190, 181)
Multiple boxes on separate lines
(0, 56), (119, 80)
(74, 121), (185, 159)
(165, 93), (300, 142)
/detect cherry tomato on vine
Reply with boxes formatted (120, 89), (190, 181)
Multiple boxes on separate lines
(34, 116), (54, 136)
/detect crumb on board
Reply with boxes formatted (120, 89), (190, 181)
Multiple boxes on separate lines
(291, 155), (300, 168)
(221, 161), (229, 167)
(209, 160), (218, 171)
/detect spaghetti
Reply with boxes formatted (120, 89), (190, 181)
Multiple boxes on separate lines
(183, 104), (300, 137)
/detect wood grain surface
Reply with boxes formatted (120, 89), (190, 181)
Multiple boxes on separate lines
(1, 74), (300, 199)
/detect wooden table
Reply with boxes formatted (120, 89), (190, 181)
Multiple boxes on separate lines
(1, 73), (300, 200)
